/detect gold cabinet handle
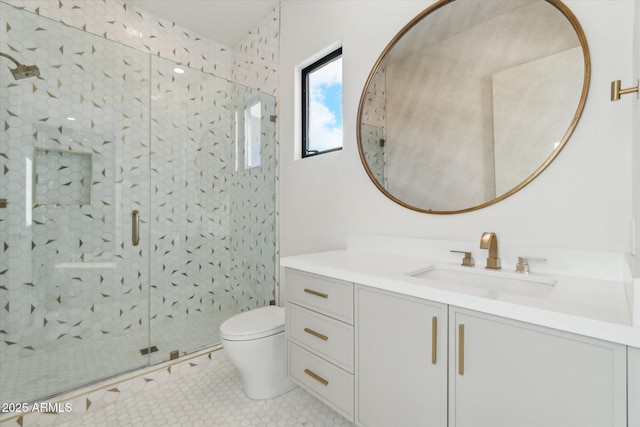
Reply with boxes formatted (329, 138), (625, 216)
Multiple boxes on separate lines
(458, 323), (465, 375)
(432, 316), (437, 365)
(304, 368), (329, 386)
(131, 210), (140, 246)
(0, 198), (7, 208)
(304, 327), (328, 341)
(303, 288), (328, 299)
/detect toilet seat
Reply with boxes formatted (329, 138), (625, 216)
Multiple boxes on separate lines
(220, 306), (285, 341)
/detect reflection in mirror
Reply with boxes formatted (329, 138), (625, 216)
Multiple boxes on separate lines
(358, 0), (589, 214)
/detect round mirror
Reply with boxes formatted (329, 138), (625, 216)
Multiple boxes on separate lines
(357, 0), (590, 214)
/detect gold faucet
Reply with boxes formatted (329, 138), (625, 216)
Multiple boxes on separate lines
(479, 232), (501, 270)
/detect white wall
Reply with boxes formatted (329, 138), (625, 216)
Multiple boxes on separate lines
(279, 1), (637, 257)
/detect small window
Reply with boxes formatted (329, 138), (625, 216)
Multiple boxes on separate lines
(302, 47), (343, 158)
(235, 100), (262, 172)
(245, 101), (261, 168)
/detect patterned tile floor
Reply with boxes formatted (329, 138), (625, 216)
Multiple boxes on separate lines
(56, 355), (354, 427)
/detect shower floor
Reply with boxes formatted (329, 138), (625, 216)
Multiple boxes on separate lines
(0, 309), (237, 404)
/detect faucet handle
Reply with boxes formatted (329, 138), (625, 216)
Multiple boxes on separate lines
(515, 256), (546, 274)
(450, 250), (475, 267)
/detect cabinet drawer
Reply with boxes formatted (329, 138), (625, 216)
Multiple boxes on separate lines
(286, 269), (353, 323)
(288, 303), (354, 372)
(288, 342), (354, 421)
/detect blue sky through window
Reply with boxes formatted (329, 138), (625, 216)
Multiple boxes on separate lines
(308, 56), (342, 153)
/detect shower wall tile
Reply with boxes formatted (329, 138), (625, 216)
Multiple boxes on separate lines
(232, 7), (280, 96)
(360, 66), (386, 190)
(361, 124), (386, 186)
(361, 65), (386, 128)
(145, 56), (277, 329)
(2, 0), (279, 95)
(148, 57), (235, 330)
(3, 0), (282, 311)
(228, 89), (277, 311)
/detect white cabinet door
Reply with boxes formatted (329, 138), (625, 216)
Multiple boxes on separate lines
(629, 346), (640, 427)
(356, 286), (447, 427)
(449, 307), (627, 427)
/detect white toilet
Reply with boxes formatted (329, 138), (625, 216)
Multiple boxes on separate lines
(220, 306), (297, 399)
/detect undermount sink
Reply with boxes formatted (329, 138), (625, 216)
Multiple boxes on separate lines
(409, 264), (557, 298)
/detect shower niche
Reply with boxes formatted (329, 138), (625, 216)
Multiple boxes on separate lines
(33, 148), (93, 206)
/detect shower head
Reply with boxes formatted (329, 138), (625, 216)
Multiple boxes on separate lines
(10, 64), (40, 80)
(0, 51), (40, 80)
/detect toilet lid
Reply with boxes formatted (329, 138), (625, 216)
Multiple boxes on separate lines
(219, 306), (285, 341)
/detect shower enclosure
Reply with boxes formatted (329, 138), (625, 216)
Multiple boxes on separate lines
(0, 3), (276, 405)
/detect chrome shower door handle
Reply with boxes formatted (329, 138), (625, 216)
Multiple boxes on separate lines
(131, 210), (140, 246)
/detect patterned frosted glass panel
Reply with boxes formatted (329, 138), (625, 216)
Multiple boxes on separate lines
(0, 3), (151, 404)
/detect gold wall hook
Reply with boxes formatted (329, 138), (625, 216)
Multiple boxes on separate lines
(611, 79), (639, 101)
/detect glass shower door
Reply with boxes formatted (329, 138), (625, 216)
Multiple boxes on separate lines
(0, 4), (151, 404)
(147, 57), (278, 364)
(1, 1), (278, 405)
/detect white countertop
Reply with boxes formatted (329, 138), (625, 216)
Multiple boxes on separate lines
(281, 248), (640, 348)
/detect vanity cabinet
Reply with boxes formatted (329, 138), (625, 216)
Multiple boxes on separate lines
(285, 269), (355, 421)
(629, 347), (640, 427)
(285, 268), (629, 427)
(355, 286), (447, 427)
(449, 307), (627, 427)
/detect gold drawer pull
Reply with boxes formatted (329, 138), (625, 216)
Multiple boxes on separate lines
(432, 316), (437, 365)
(304, 327), (329, 341)
(304, 288), (328, 299)
(304, 368), (329, 386)
(458, 323), (465, 375)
